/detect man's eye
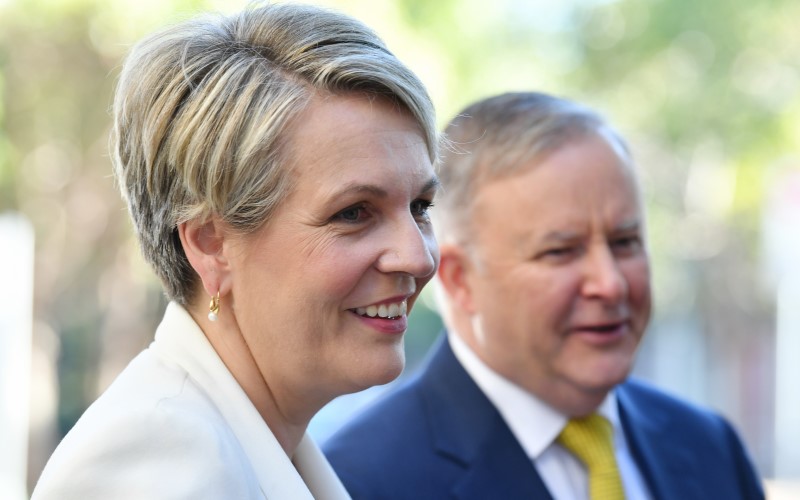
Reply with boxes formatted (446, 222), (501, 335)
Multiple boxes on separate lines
(546, 248), (573, 257)
(612, 236), (642, 252)
(534, 247), (576, 261)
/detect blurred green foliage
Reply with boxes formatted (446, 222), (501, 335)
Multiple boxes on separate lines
(2, 0), (797, 484)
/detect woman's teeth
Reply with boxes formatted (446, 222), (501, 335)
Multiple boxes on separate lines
(355, 301), (407, 319)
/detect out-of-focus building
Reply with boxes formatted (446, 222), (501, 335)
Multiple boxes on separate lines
(0, 214), (34, 500)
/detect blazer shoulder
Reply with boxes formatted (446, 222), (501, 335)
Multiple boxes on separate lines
(33, 353), (262, 500)
(325, 378), (432, 461)
(620, 378), (732, 429)
(324, 375), (460, 500)
(325, 336), (460, 461)
(324, 335), (513, 499)
(619, 378), (764, 499)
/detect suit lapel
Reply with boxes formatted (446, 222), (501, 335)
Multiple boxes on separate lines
(450, 416), (554, 500)
(419, 335), (554, 500)
(617, 382), (704, 500)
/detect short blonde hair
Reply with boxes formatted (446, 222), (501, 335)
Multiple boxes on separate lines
(111, 3), (437, 305)
(434, 92), (630, 244)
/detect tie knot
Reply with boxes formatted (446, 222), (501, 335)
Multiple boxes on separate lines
(558, 414), (625, 499)
(558, 414), (615, 468)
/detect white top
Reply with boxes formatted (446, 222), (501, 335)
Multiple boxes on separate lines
(448, 330), (651, 500)
(32, 302), (351, 500)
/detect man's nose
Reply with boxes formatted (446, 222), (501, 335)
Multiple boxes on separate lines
(581, 245), (627, 303)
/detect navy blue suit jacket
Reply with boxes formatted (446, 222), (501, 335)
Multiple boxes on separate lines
(324, 335), (764, 499)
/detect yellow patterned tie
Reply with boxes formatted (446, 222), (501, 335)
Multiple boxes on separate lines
(557, 414), (625, 500)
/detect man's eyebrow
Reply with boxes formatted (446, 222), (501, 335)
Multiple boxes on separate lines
(537, 219), (642, 243)
(539, 230), (581, 244)
(614, 219), (642, 232)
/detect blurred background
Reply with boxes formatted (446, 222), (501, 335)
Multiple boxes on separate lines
(1, 0), (798, 497)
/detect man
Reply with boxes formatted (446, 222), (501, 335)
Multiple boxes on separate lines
(323, 92), (763, 499)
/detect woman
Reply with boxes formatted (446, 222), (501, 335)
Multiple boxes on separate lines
(32, 3), (439, 499)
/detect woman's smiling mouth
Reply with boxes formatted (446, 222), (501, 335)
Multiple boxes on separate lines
(352, 300), (408, 319)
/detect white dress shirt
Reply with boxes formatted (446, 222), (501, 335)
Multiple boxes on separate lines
(448, 330), (652, 500)
(33, 302), (351, 500)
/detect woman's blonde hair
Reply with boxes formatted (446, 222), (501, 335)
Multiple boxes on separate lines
(111, 3), (437, 305)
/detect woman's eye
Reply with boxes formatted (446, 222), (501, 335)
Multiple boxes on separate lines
(410, 199), (434, 220)
(332, 205), (367, 223)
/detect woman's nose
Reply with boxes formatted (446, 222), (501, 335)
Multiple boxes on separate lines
(376, 216), (438, 278)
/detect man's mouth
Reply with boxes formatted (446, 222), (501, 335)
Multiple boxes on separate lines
(352, 300), (408, 319)
(571, 317), (629, 333)
(582, 323), (624, 333)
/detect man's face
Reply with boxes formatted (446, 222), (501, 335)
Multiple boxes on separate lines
(457, 133), (651, 416)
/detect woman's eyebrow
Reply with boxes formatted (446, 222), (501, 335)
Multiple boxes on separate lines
(324, 175), (440, 201)
(418, 175), (441, 196)
(326, 183), (389, 201)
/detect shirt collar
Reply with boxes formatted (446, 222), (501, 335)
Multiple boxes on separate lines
(447, 329), (621, 459)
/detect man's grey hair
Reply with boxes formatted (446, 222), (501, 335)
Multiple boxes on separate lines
(433, 91), (630, 244)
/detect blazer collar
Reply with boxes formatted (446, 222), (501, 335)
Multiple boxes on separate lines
(151, 303), (351, 500)
(419, 334), (553, 499)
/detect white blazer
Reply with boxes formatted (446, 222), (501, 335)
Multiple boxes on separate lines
(32, 303), (351, 500)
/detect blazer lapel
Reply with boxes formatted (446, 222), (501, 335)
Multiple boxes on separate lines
(153, 303), (321, 500)
(293, 435), (351, 500)
(420, 335), (554, 500)
(617, 382), (704, 500)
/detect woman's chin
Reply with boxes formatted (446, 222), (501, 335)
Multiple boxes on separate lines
(373, 359), (405, 386)
(344, 350), (405, 394)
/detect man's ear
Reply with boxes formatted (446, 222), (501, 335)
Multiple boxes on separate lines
(178, 217), (232, 297)
(437, 243), (477, 315)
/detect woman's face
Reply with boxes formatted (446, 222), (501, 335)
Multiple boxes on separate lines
(226, 94), (439, 404)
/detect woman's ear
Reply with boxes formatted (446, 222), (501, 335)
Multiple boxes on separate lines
(437, 243), (476, 315)
(178, 217), (232, 297)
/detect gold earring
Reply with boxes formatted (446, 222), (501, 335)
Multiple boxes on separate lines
(208, 292), (220, 322)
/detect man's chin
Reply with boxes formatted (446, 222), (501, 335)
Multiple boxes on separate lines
(576, 364), (633, 395)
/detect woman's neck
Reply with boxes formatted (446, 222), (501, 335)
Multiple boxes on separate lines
(186, 302), (317, 456)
